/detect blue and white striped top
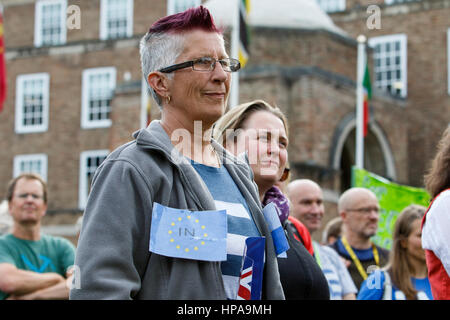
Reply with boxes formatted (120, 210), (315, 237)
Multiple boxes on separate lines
(191, 161), (261, 300)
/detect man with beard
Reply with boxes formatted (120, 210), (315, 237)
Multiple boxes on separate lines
(330, 187), (389, 291)
(0, 173), (75, 300)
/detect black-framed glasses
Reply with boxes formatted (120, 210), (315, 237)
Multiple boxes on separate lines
(159, 57), (241, 73)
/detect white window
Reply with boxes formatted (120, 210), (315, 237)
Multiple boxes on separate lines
(369, 34), (408, 98)
(34, 0), (67, 47)
(385, 0), (421, 5)
(100, 0), (134, 40)
(448, 28), (450, 95)
(81, 67), (116, 129)
(167, 0), (201, 15)
(78, 150), (109, 209)
(316, 0), (345, 13)
(15, 73), (50, 134)
(13, 154), (48, 182)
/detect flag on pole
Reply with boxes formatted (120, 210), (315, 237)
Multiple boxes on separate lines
(0, 10), (7, 113)
(238, 0), (250, 68)
(362, 63), (372, 137)
(355, 35), (366, 169)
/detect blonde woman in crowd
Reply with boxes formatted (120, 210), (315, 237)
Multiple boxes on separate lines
(213, 99), (329, 299)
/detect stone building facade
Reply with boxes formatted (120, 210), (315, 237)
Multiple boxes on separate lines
(0, 0), (448, 241)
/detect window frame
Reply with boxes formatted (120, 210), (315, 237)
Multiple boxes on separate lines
(448, 28), (450, 95)
(81, 67), (116, 129)
(15, 73), (50, 134)
(167, 0), (201, 15)
(78, 149), (109, 209)
(385, 0), (421, 5)
(13, 153), (48, 182)
(368, 34), (408, 98)
(315, 0), (346, 13)
(34, 0), (67, 47)
(99, 0), (134, 40)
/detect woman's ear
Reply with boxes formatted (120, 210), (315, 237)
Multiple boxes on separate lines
(147, 71), (170, 100)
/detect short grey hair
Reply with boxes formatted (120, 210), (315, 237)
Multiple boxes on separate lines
(139, 32), (185, 109)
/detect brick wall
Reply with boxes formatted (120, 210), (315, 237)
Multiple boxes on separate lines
(1, 0), (446, 221)
(331, 0), (450, 186)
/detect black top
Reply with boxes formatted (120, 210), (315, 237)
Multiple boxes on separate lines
(277, 220), (330, 300)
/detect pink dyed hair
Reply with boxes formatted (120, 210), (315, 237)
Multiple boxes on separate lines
(149, 5), (222, 34)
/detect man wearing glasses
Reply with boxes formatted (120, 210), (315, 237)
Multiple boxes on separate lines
(330, 187), (389, 291)
(0, 173), (75, 300)
(71, 6), (284, 300)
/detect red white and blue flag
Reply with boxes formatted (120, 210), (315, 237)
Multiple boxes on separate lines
(237, 237), (265, 300)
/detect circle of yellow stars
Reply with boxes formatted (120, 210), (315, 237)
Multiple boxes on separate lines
(168, 214), (208, 253)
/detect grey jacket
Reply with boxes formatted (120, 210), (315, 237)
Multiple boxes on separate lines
(70, 121), (285, 300)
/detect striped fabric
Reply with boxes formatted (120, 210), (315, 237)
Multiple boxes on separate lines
(190, 161), (260, 299)
(215, 200), (260, 299)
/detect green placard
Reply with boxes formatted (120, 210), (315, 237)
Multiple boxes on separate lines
(351, 167), (430, 249)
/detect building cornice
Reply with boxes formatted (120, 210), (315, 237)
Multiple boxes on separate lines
(241, 64), (406, 105)
(5, 35), (144, 61)
(331, 0), (450, 22)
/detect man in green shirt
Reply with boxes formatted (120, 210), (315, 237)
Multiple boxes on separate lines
(0, 173), (75, 300)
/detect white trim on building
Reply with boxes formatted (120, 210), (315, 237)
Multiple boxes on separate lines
(78, 149), (109, 209)
(369, 34), (408, 98)
(332, 118), (397, 181)
(448, 28), (450, 95)
(316, 0), (346, 13)
(167, 0), (201, 15)
(100, 0), (134, 40)
(15, 73), (50, 134)
(13, 153), (48, 182)
(81, 67), (116, 129)
(34, 0), (67, 47)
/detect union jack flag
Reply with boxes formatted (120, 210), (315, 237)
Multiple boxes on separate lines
(236, 237), (265, 300)
(237, 259), (253, 300)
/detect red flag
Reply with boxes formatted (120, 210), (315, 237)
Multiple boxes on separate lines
(362, 63), (372, 137)
(0, 11), (7, 113)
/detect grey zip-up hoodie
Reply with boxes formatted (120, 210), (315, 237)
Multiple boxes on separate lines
(70, 121), (285, 300)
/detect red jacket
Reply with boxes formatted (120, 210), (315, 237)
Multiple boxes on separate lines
(287, 216), (314, 256)
(421, 189), (450, 300)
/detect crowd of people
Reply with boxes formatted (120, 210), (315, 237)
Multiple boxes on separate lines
(0, 6), (449, 300)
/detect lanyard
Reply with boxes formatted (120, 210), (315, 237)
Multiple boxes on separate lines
(341, 236), (379, 280)
(312, 242), (322, 268)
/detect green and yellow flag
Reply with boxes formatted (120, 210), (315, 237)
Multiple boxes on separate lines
(352, 167), (430, 249)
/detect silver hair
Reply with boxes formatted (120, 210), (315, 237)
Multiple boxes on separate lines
(139, 31), (185, 109)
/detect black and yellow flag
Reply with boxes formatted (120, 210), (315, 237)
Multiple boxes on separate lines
(238, 0), (250, 68)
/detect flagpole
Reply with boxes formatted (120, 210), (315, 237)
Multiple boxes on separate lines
(355, 35), (366, 169)
(229, 0), (240, 109)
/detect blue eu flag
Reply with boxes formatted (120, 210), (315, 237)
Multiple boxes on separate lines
(149, 203), (228, 261)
